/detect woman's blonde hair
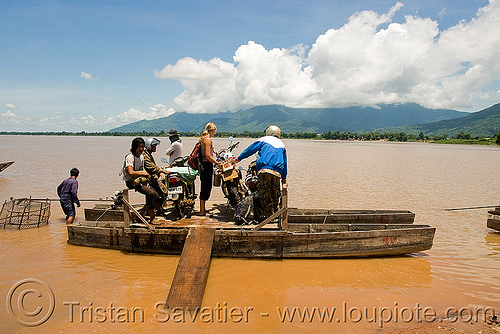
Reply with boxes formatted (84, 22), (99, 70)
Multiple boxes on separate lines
(199, 123), (216, 142)
(205, 122), (217, 132)
(199, 130), (209, 142)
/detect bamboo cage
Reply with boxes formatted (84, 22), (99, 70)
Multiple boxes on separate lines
(0, 198), (51, 229)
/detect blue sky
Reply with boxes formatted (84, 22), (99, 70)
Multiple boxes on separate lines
(1, 0), (498, 132)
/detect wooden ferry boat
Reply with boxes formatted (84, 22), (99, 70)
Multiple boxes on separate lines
(68, 189), (435, 258)
(0, 161), (14, 173)
(487, 207), (500, 231)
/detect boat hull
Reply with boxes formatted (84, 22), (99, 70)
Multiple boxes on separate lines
(0, 161), (14, 173)
(487, 213), (500, 231)
(67, 223), (435, 258)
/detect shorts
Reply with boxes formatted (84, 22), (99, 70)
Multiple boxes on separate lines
(60, 201), (76, 218)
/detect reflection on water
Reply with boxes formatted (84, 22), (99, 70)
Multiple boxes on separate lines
(1, 136), (499, 333)
(214, 257), (428, 293)
(485, 232), (500, 257)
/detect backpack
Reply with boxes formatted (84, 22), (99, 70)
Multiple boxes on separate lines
(187, 141), (202, 170)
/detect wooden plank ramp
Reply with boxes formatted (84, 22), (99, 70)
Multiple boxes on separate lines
(166, 227), (215, 310)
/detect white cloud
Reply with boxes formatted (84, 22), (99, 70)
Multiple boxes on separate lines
(156, 0), (500, 112)
(113, 105), (175, 124)
(155, 57), (231, 81)
(438, 7), (447, 19)
(1, 110), (19, 120)
(80, 71), (99, 81)
(1, 110), (33, 125)
(0, 104), (175, 131)
(65, 104), (176, 128)
(5, 103), (17, 109)
(155, 57), (239, 113)
(149, 104), (176, 117)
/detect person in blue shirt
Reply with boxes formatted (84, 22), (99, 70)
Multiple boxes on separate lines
(237, 125), (287, 221)
(57, 168), (81, 224)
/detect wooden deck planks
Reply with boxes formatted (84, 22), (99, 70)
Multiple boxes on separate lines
(166, 227), (216, 310)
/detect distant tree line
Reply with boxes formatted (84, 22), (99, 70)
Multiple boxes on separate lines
(1, 129), (499, 144)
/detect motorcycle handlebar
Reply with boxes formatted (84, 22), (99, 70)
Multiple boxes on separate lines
(218, 142), (240, 155)
(229, 142), (239, 151)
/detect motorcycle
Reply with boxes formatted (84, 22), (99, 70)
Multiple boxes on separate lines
(161, 157), (198, 219)
(213, 137), (248, 208)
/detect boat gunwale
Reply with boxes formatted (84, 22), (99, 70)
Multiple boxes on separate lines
(83, 206), (417, 225)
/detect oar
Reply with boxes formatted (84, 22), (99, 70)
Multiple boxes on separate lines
(445, 205), (498, 211)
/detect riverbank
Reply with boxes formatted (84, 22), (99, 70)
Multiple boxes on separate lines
(1, 131), (499, 145)
(431, 137), (498, 145)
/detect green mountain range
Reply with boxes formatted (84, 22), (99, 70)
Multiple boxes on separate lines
(110, 103), (467, 134)
(379, 103), (500, 137)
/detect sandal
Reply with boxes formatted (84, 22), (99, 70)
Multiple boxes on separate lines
(150, 218), (161, 225)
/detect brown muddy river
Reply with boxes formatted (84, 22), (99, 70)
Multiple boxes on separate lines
(0, 135), (499, 333)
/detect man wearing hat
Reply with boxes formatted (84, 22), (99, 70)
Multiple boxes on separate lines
(165, 129), (183, 164)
